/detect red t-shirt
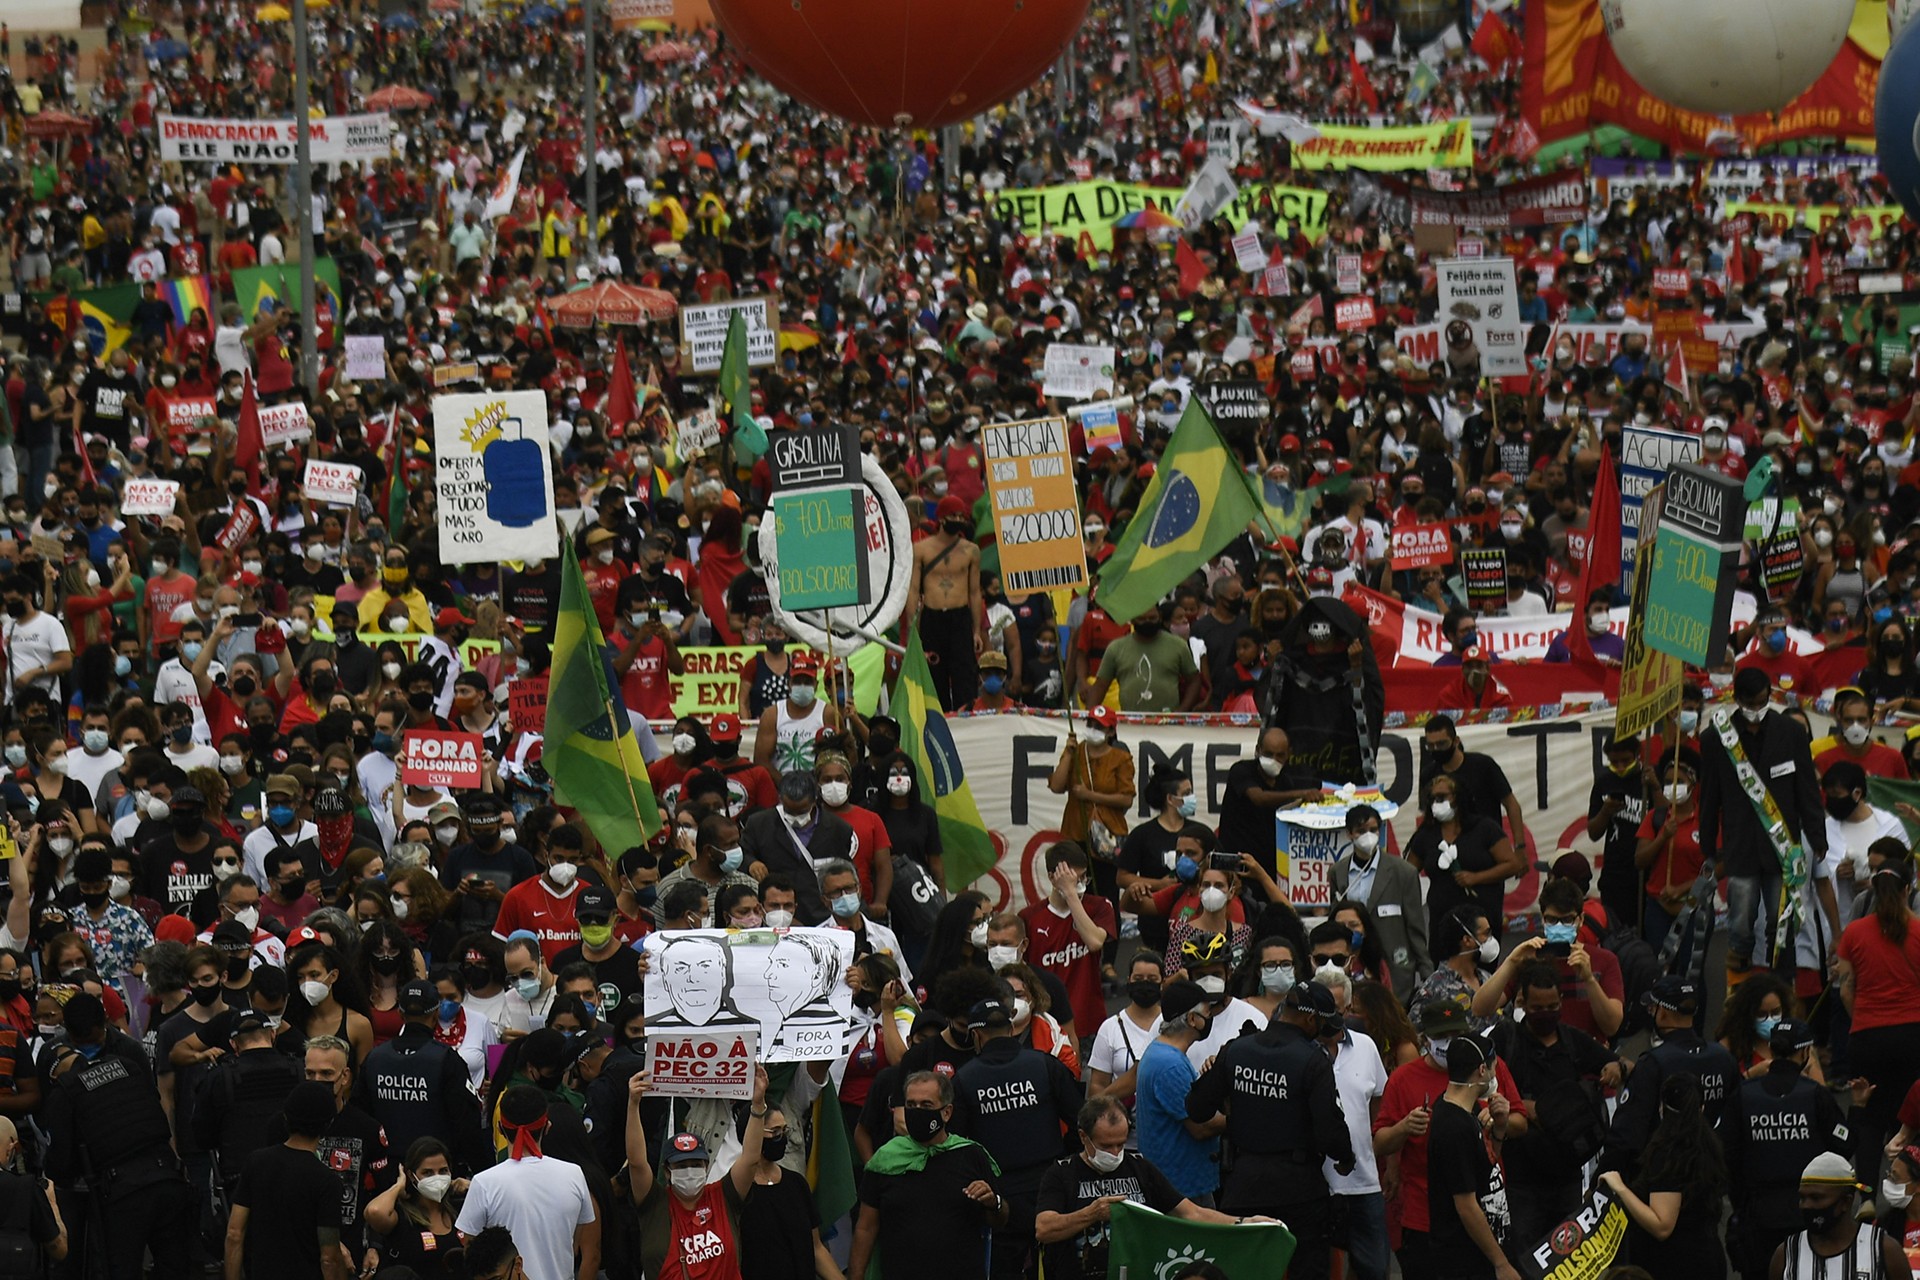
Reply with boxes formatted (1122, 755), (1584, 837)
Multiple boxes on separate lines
(1734, 647), (1814, 701)
(1019, 896), (1118, 1039)
(254, 328), (295, 395)
(825, 804), (891, 901)
(1838, 915), (1920, 1032)
(1373, 1055), (1523, 1232)
(492, 876), (582, 965)
(145, 573), (198, 651)
(584, 558), (627, 634)
(1814, 742), (1910, 781)
(664, 1180), (740, 1280)
(619, 634), (675, 721)
(1637, 808), (1704, 897)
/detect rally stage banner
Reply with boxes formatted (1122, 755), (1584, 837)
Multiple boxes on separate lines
(642, 928), (858, 1063)
(157, 113), (392, 164)
(1289, 120), (1475, 171)
(993, 181), (1329, 252)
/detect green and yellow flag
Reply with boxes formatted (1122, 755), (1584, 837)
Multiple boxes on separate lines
(1096, 399), (1270, 621)
(720, 310), (768, 463)
(893, 624), (997, 891)
(544, 538), (662, 851)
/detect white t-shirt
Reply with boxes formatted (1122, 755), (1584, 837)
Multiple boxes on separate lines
(259, 232), (285, 265)
(1325, 1028), (1388, 1193)
(65, 746), (121, 807)
(214, 325), (249, 375)
(152, 659), (206, 736)
(162, 741), (220, 773)
(1088, 1008), (1162, 1080)
(243, 820), (320, 890)
(1185, 996), (1266, 1073)
(455, 1156), (596, 1280)
(4, 612), (69, 697)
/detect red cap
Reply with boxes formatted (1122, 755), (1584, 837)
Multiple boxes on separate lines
(287, 925), (321, 948)
(1310, 439), (1335, 453)
(1461, 645), (1488, 665)
(710, 713), (741, 740)
(1043, 315), (1062, 329)
(1087, 705), (1117, 729)
(790, 652), (821, 678)
(1306, 565), (1334, 588)
(1487, 471), (1515, 486)
(936, 495), (969, 520)
(1137, 461), (1156, 480)
(155, 915), (197, 946)
(235, 570), (263, 589)
(1119, 285), (1135, 299)
(1279, 434), (1301, 451)
(1088, 446), (1115, 465)
(435, 606), (475, 629)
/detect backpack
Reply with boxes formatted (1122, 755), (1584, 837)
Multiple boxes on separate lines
(1532, 1075), (1609, 1168)
(1605, 926), (1662, 1036)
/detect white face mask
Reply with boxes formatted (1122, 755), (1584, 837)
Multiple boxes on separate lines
(300, 979), (332, 1005)
(819, 781), (850, 807)
(1352, 831), (1379, 856)
(1843, 722), (1871, 746)
(391, 897), (410, 921)
(1663, 783), (1691, 804)
(383, 662), (404, 681)
(109, 875), (131, 900)
(1430, 800), (1455, 823)
(1258, 755), (1283, 778)
(434, 823), (461, 846)
(415, 1172), (454, 1203)
(1195, 975), (1227, 997)
(1012, 996), (1032, 1024)
(969, 921), (991, 949)
(595, 548), (616, 565)
(672, 733), (697, 757)
(1739, 704), (1769, 724)
(231, 906), (259, 930)
(886, 774), (913, 796)
(1884, 1176), (1912, 1208)
(1475, 936), (1499, 965)
(987, 945), (1019, 971)
(548, 860), (578, 887)
(220, 754), (246, 776)
(1083, 728), (1107, 747)
(1199, 886), (1229, 913)
(669, 1166), (710, 1195)
(764, 909), (794, 929)
(1086, 1147), (1125, 1174)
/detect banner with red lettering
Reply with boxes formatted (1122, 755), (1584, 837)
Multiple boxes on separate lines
(400, 729), (485, 789)
(508, 677), (548, 735)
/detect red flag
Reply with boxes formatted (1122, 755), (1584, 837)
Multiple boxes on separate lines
(73, 424), (96, 487)
(605, 337), (637, 428)
(1287, 293), (1324, 327)
(1660, 343), (1689, 399)
(1348, 49), (1380, 112)
(1471, 10), (1520, 67)
(1805, 236), (1824, 292)
(234, 370), (264, 496)
(1726, 236), (1747, 288)
(1176, 239), (1207, 295)
(1564, 446), (1621, 663)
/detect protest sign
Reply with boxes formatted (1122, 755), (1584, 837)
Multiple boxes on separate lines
(1390, 523), (1453, 570)
(1276, 820), (1343, 911)
(1078, 403), (1124, 454)
(1041, 344), (1116, 400)
(431, 390), (559, 564)
(676, 410), (722, 456)
(642, 927), (859, 1062)
(982, 417), (1087, 593)
(993, 181), (1329, 252)
(302, 460), (363, 507)
(1335, 254), (1363, 293)
(1437, 257), (1525, 376)
(432, 363), (481, 387)
(767, 425), (861, 494)
(257, 402), (311, 448)
(646, 1027), (759, 1100)
(680, 298), (778, 374)
(1519, 1185), (1627, 1280)
(1231, 229), (1265, 273)
(400, 730), (485, 789)
(1174, 157), (1240, 230)
(1651, 267), (1692, 299)
(1645, 464), (1745, 666)
(1290, 120), (1474, 170)
(508, 677), (549, 735)
(1461, 547), (1509, 612)
(1618, 425), (1700, 585)
(1614, 542), (1683, 740)
(1192, 382), (1267, 438)
(1760, 530), (1806, 599)
(158, 113), (393, 164)
(214, 503), (259, 552)
(770, 488), (867, 610)
(609, 0), (672, 29)
(1335, 297), (1378, 331)
(121, 479), (180, 517)
(344, 335), (385, 381)
(1349, 170), (1587, 228)
(163, 395), (218, 434)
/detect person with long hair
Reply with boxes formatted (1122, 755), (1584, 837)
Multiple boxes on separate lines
(1714, 971), (1825, 1083)
(915, 890), (991, 1002)
(1836, 856), (1920, 1184)
(277, 942), (374, 1065)
(695, 505), (750, 645)
(1858, 615), (1920, 716)
(1329, 899), (1393, 989)
(391, 868), (459, 965)
(1600, 1075), (1729, 1277)
(353, 920), (425, 1047)
(1349, 979), (1421, 1070)
(1231, 935), (1303, 1024)
(365, 1136), (466, 1279)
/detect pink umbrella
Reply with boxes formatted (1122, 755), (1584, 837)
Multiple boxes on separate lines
(547, 280), (679, 327)
(364, 84), (436, 110)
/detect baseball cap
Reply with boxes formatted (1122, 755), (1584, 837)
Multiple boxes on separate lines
(1550, 851), (1593, 888)
(1286, 981), (1338, 1015)
(978, 651), (1008, 672)
(212, 919), (252, 946)
(435, 606), (476, 629)
(575, 884), (616, 922)
(1158, 979), (1209, 1021)
(1770, 1017), (1816, 1054)
(171, 785), (206, 810)
(789, 652), (820, 679)
(398, 979), (438, 1015)
(231, 1010), (273, 1036)
(1087, 705), (1117, 730)
(1642, 975), (1699, 1013)
(665, 1133), (710, 1166)
(264, 773), (301, 798)
(965, 999), (1013, 1031)
(1418, 994), (1471, 1035)
(710, 713), (741, 741)
(427, 801), (463, 824)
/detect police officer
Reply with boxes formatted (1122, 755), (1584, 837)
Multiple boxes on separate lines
(354, 979), (487, 1173)
(1187, 980), (1355, 1280)
(1719, 1018), (1849, 1280)
(42, 992), (194, 1278)
(192, 1009), (304, 1199)
(1604, 976), (1737, 1176)
(950, 993), (1087, 1280)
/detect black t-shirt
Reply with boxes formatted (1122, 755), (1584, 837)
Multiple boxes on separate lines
(1116, 819), (1212, 881)
(727, 570), (772, 627)
(1034, 1151), (1185, 1280)
(1420, 751), (1514, 831)
(739, 1169), (820, 1280)
(616, 570), (692, 618)
(1218, 761), (1312, 872)
(1425, 1097), (1508, 1277)
(155, 1007), (233, 1153)
(548, 940), (645, 1021)
(139, 836), (217, 913)
(1587, 769), (1647, 884)
(897, 1033), (977, 1082)
(232, 1142), (346, 1280)
(80, 369), (137, 437)
(858, 1142), (1002, 1280)
(502, 564), (562, 633)
(1189, 612), (1249, 708)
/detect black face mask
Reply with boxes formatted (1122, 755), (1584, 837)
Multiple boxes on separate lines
(231, 676), (257, 699)
(370, 953), (402, 977)
(1826, 795), (1859, 821)
(1190, 1013), (1215, 1041)
(308, 672), (337, 698)
(462, 964), (493, 990)
(407, 690), (435, 712)
(759, 1132), (790, 1163)
(851, 989), (879, 1012)
(1803, 1199), (1850, 1234)
(79, 890), (107, 910)
(2, 600), (24, 619)
(1126, 980), (1160, 1009)
(249, 723), (277, 747)
(225, 956), (250, 980)
(868, 735), (898, 758)
(0, 979), (19, 1002)
(904, 1107), (945, 1143)
(191, 983), (222, 1007)
(170, 810), (202, 835)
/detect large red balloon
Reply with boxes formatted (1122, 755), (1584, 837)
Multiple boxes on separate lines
(708, 0), (1092, 128)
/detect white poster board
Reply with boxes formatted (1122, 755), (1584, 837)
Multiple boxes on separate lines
(646, 1027), (758, 1099)
(430, 389), (559, 564)
(257, 402), (312, 448)
(303, 459), (363, 507)
(1437, 256), (1526, 377)
(1173, 156), (1240, 230)
(642, 927), (859, 1062)
(344, 335), (386, 381)
(679, 297), (778, 374)
(677, 410), (723, 456)
(120, 479), (181, 516)
(1041, 343), (1116, 401)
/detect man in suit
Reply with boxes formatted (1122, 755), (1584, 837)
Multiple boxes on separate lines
(741, 769), (858, 925)
(1329, 803), (1430, 1005)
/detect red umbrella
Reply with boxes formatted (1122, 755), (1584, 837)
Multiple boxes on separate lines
(23, 110), (93, 139)
(364, 84), (435, 110)
(546, 281), (679, 327)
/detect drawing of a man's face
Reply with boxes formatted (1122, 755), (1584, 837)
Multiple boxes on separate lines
(765, 938), (816, 1018)
(661, 937), (728, 1025)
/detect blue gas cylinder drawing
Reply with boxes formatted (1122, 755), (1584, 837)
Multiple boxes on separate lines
(484, 417), (546, 528)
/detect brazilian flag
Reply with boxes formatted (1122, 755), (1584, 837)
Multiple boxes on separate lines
(543, 538), (662, 851)
(1153, 0), (1189, 24)
(720, 309), (768, 463)
(893, 624), (997, 892)
(1096, 399), (1271, 622)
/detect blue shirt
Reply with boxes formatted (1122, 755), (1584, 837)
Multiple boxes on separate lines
(1136, 1039), (1217, 1199)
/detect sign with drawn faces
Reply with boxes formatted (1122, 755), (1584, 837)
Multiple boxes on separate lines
(642, 927), (859, 1062)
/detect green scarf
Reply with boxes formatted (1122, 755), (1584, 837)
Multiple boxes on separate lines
(863, 1132), (1000, 1178)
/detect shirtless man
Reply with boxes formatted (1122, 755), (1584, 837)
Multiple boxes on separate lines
(907, 496), (984, 711)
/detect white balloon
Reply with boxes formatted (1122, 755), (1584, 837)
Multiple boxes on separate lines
(1603, 0), (1855, 115)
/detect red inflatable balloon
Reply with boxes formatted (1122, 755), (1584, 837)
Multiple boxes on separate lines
(708, 0), (1092, 128)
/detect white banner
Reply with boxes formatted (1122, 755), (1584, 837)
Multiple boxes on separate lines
(431, 390), (559, 564)
(1042, 343), (1116, 400)
(120, 479), (180, 517)
(642, 927), (857, 1062)
(1437, 256), (1525, 376)
(343, 334), (385, 381)
(158, 113), (392, 165)
(1231, 229), (1265, 273)
(1174, 156), (1240, 230)
(679, 298), (777, 375)
(944, 710), (1616, 918)
(257, 402), (311, 448)
(303, 459), (363, 507)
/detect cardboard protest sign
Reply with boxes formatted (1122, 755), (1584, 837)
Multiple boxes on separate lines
(982, 417), (1087, 593)
(508, 677), (548, 734)
(303, 460), (363, 507)
(676, 410), (722, 456)
(647, 1027), (759, 1099)
(344, 335), (385, 380)
(770, 488), (867, 610)
(1335, 297), (1378, 331)
(257, 402), (311, 448)
(1461, 546), (1509, 612)
(1389, 523), (1453, 570)
(642, 927), (859, 1062)
(1041, 344), (1116, 400)
(1335, 253), (1363, 293)
(1078, 403), (1124, 454)
(399, 729), (485, 789)
(1436, 257), (1525, 376)
(431, 390), (558, 565)
(680, 298), (778, 374)
(121, 479), (180, 517)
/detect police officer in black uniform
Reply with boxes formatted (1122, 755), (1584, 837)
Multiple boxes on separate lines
(1604, 975), (1738, 1176)
(1719, 1018), (1850, 1280)
(950, 993), (1086, 1280)
(42, 991), (194, 1279)
(354, 979), (487, 1173)
(192, 1009), (304, 1200)
(1187, 980), (1355, 1280)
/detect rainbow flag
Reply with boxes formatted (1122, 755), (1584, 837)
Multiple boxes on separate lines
(160, 275), (215, 328)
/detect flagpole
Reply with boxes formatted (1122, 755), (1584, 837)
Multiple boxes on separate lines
(291, 0), (318, 395)
(583, 0), (599, 266)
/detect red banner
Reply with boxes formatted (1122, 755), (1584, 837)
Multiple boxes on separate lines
(1334, 297), (1378, 331)
(1352, 171), (1588, 229)
(1390, 523), (1454, 570)
(400, 730), (485, 789)
(1521, 0), (1878, 154)
(1650, 267), (1691, 299)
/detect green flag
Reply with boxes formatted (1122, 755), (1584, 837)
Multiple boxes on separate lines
(893, 623), (998, 892)
(1106, 1201), (1293, 1280)
(543, 538), (662, 851)
(1152, 0), (1189, 24)
(387, 439), (411, 536)
(231, 258), (343, 321)
(719, 310), (768, 462)
(1867, 776), (1920, 844)
(1096, 399), (1270, 621)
